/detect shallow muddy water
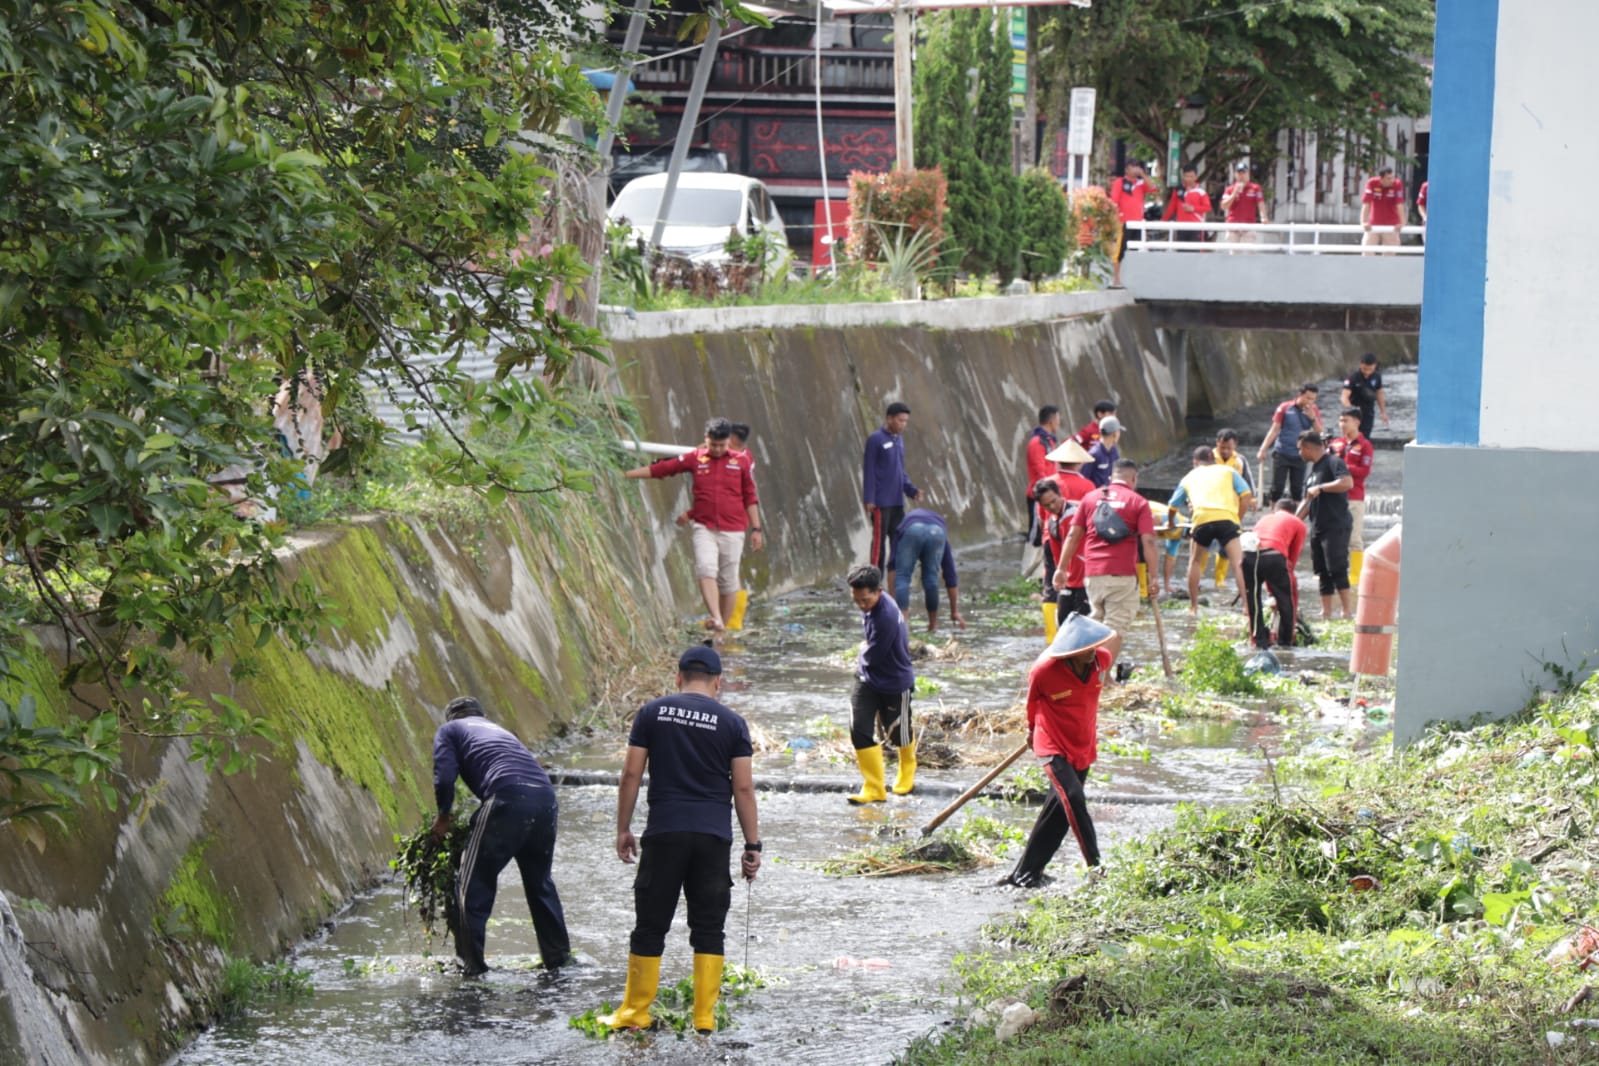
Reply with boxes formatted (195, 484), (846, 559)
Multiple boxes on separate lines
(173, 482), (1391, 1065)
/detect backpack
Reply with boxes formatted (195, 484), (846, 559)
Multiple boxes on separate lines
(1091, 488), (1132, 543)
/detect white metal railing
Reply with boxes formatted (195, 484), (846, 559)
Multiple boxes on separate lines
(1127, 219), (1427, 255)
(618, 439), (695, 457)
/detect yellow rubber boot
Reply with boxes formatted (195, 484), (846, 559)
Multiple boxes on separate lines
(846, 745), (887, 805)
(892, 740), (917, 795)
(1041, 600), (1058, 643)
(725, 589), (749, 631)
(1136, 562), (1148, 599)
(1348, 550), (1364, 588)
(692, 953), (724, 1033)
(600, 953), (660, 1030)
(1214, 555), (1229, 588)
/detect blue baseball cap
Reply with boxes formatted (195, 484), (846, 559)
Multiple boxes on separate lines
(678, 645), (723, 675)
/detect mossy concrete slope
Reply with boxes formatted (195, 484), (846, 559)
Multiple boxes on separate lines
(1171, 328), (1418, 419)
(0, 502), (665, 1065)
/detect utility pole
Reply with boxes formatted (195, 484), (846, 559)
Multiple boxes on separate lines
(597, 0), (652, 164)
(893, 0), (914, 168)
(649, 6), (725, 252)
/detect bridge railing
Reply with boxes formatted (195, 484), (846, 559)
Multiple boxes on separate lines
(1127, 219), (1427, 255)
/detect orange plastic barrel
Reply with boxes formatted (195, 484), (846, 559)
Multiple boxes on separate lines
(1350, 524), (1401, 676)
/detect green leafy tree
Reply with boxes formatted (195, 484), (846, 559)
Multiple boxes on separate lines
(914, 9), (1009, 280)
(0, 0), (607, 834)
(1035, 0), (1434, 185)
(1016, 168), (1070, 282)
(976, 12), (1021, 284)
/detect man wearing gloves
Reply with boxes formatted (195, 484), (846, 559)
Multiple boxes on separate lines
(602, 646), (761, 1033)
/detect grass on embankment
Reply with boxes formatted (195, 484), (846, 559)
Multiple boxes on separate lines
(903, 677), (1599, 1065)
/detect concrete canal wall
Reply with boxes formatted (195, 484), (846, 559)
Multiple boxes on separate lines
(0, 503), (669, 1065)
(605, 291), (1416, 601)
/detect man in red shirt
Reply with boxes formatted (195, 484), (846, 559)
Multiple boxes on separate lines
(1220, 162), (1267, 248)
(626, 417), (764, 631)
(1416, 180), (1429, 226)
(1162, 166), (1213, 246)
(998, 612), (1121, 888)
(1073, 400), (1116, 450)
(1036, 437), (1096, 617)
(1241, 500), (1307, 650)
(1061, 459), (1158, 672)
(1108, 159), (1156, 288)
(1330, 405), (1375, 586)
(1361, 167), (1406, 253)
(1022, 404), (1061, 571)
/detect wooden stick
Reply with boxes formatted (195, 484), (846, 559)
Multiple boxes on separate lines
(918, 740), (1031, 837)
(1149, 592), (1175, 678)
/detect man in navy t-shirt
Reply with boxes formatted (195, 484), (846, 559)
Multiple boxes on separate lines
(601, 645), (760, 1034)
(431, 696), (570, 976)
(845, 564), (918, 804)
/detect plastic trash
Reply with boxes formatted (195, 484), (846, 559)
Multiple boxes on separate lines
(1348, 875), (1381, 892)
(1545, 925), (1599, 969)
(782, 623), (805, 634)
(1243, 650), (1282, 676)
(786, 737), (816, 750)
(1365, 703), (1391, 720)
(832, 956), (891, 970)
(995, 1002), (1040, 1041)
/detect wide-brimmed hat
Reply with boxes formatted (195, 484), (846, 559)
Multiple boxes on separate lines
(1045, 438), (1093, 465)
(1046, 613), (1115, 658)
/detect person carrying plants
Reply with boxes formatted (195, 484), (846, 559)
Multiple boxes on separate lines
(430, 696), (571, 977)
(998, 613), (1121, 888)
(602, 645), (761, 1033)
(845, 564), (918, 803)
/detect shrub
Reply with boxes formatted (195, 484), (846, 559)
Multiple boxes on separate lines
(846, 167), (948, 264)
(1068, 184), (1121, 277)
(1017, 168), (1070, 282)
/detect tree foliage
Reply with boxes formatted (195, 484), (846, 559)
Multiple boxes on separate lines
(914, 8), (1007, 280)
(1035, 0), (1434, 184)
(1016, 168), (1069, 282)
(0, 0), (608, 829)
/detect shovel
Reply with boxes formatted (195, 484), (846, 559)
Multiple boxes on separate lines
(917, 740), (1031, 837)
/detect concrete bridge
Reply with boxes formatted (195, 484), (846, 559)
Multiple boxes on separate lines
(1123, 221), (1424, 334)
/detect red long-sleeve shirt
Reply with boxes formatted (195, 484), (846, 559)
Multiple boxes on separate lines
(1025, 427), (1057, 497)
(648, 448), (758, 531)
(1330, 434), (1373, 502)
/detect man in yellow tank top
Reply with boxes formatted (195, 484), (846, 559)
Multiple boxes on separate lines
(1167, 447), (1254, 615)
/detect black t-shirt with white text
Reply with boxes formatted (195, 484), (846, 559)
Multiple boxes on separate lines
(1305, 452), (1353, 531)
(628, 692), (753, 840)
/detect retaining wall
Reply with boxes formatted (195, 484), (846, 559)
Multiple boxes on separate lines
(606, 292), (1417, 602)
(0, 502), (667, 1065)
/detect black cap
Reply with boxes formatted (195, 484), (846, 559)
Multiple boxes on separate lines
(678, 645), (723, 675)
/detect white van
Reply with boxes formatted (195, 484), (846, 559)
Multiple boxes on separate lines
(608, 172), (792, 276)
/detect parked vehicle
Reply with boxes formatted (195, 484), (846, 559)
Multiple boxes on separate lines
(607, 172), (792, 277)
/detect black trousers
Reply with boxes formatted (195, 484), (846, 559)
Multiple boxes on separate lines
(1242, 549), (1295, 649)
(1007, 756), (1098, 884)
(1357, 405), (1376, 439)
(1026, 494), (1042, 545)
(1055, 586), (1090, 620)
(870, 505), (905, 571)
(458, 785), (570, 966)
(851, 680), (912, 749)
(1268, 455), (1305, 504)
(1310, 524), (1352, 594)
(630, 831), (733, 957)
